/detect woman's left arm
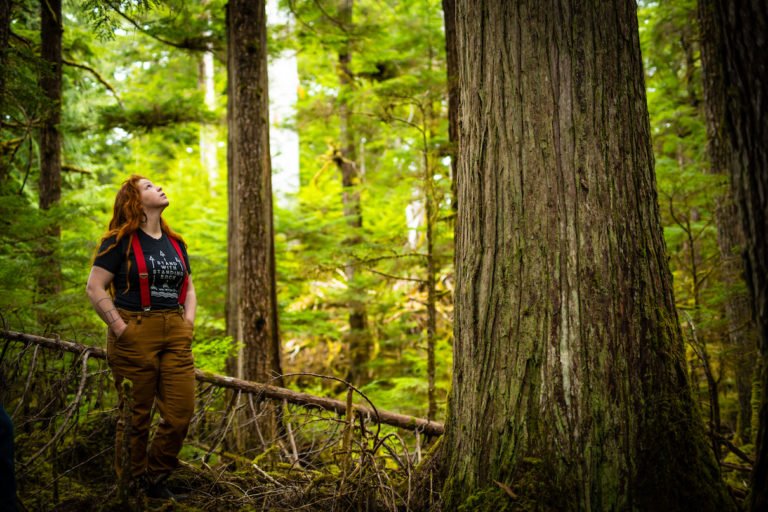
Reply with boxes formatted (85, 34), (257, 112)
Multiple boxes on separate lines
(184, 276), (197, 325)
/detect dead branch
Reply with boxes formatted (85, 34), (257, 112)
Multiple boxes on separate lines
(1, 330), (445, 436)
(21, 351), (91, 470)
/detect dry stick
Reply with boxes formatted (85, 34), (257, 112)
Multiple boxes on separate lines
(21, 351), (91, 469)
(283, 399), (301, 467)
(206, 390), (242, 463)
(378, 432), (412, 505)
(713, 431), (755, 465)
(118, 379), (134, 506)
(373, 433), (408, 471)
(251, 462), (282, 487)
(283, 372), (385, 442)
(1, 331), (444, 435)
(247, 392), (267, 451)
(12, 344), (39, 419)
(721, 461), (752, 473)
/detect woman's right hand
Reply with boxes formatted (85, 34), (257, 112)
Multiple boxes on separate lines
(113, 321), (129, 339)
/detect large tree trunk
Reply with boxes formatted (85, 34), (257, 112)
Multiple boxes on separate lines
(698, 2), (768, 510)
(698, 0), (758, 446)
(334, 0), (371, 386)
(226, 0), (283, 443)
(441, 1), (733, 510)
(37, 0), (62, 319)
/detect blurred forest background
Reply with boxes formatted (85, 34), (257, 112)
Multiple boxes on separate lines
(0, 0), (761, 509)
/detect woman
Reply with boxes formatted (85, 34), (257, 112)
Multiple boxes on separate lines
(86, 175), (196, 500)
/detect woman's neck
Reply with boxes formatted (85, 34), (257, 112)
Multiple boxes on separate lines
(140, 210), (163, 238)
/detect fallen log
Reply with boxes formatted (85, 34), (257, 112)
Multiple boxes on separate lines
(0, 329), (445, 436)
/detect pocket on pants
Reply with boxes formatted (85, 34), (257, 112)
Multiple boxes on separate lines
(116, 321), (134, 343)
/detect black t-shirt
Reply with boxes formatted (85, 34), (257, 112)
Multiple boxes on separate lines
(93, 229), (192, 311)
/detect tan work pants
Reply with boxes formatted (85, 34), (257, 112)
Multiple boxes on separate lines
(107, 308), (195, 478)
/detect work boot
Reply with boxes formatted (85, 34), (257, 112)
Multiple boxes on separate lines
(140, 472), (187, 501)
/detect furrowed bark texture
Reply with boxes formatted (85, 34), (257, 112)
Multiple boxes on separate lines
(442, 1), (733, 510)
(227, 0), (283, 390)
(698, 0), (758, 445)
(698, 2), (768, 509)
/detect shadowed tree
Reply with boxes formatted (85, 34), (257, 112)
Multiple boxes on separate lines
(0, 0), (10, 104)
(698, 1), (768, 509)
(37, 0), (63, 321)
(440, 1), (734, 509)
(697, 0), (758, 446)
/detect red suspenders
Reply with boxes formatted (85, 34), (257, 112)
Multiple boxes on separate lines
(168, 236), (189, 306)
(129, 232), (188, 311)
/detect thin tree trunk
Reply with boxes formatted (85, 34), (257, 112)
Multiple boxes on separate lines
(0, 0), (10, 183)
(335, 0), (370, 386)
(698, 0), (759, 447)
(227, 0), (283, 445)
(441, 1), (734, 509)
(37, 0), (62, 318)
(423, 102), (437, 422)
(698, 2), (768, 510)
(441, 0), (458, 213)
(225, 4), (239, 377)
(0, 0), (10, 104)
(198, 6), (219, 191)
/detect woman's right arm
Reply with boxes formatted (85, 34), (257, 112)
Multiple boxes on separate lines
(86, 266), (128, 337)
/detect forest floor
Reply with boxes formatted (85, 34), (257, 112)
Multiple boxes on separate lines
(4, 332), (434, 512)
(15, 407), (422, 512)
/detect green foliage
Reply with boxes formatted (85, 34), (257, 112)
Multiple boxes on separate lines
(2, 0), (453, 422)
(272, 0), (453, 418)
(639, 0), (753, 459)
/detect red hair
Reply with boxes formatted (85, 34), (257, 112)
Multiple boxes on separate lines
(96, 174), (186, 294)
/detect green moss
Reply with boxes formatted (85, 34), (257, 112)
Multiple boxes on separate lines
(458, 487), (514, 512)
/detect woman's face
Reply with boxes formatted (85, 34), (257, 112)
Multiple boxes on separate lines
(138, 178), (169, 210)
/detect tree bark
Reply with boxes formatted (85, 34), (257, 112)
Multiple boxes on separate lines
(226, 0), (283, 442)
(37, 0), (63, 312)
(441, 0), (458, 213)
(698, 2), (768, 510)
(441, 1), (733, 509)
(335, 0), (371, 386)
(698, 0), (758, 446)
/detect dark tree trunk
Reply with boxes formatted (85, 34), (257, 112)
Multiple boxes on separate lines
(335, 0), (371, 386)
(37, 0), (62, 311)
(226, 0), (283, 442)
(698, 0), (758, 446)
(441, 1), (733, 510)
(0, 0), (10, 104)
(441, 0), (458, 213)
(0, 0), (9, 184)
(225, 4), (239, 376)
(698, 2), (768, 510)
